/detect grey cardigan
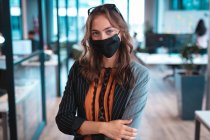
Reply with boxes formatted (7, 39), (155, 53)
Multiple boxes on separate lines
(121, 61), (149, 139)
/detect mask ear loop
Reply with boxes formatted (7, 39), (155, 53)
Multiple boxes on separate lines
(117, 31), (121, 41)
(117, 31), (132, 53)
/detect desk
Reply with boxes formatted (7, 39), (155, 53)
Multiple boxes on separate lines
(136, 52), (208, 65)
(136, 53), (208, 79)
(194, 111), (210, 140)
(0, 80), (38, 140)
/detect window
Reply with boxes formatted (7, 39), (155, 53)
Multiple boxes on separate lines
(53, 0), (58, 39)
(129, 0), (145, 42)
(11, 16), (22, 40)
(104, 0), (128, 21)
(171, 0), (209, 10)
(104, 0), (145, 42)
(53, 0), (68, 41)
(10, 0), (22, 40)
(68, 0), (77, 41)
(65, 0), (145, 43)
(11, 0), (20, 7)
(78, 0), (101, 41)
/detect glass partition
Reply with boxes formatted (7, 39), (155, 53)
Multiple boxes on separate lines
(58, 0), (68, 95)
(11, 0), (46, 137)
(14, 55), (43, 139)
(51, 0), (69, 96)
(0, 0), (46, 139)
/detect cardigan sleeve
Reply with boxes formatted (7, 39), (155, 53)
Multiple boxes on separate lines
(55, 61), (85, 136)
(122, 64), (149, 138)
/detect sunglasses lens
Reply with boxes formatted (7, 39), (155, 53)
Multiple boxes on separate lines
(88, 7), (95, 15)
(87, 4), (124, 21)
(88, 4), (115, 15)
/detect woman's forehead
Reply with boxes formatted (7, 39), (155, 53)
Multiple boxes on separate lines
(91, 15), (113, 30)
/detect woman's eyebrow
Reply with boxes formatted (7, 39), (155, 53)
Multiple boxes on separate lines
(103, 27), (113, 31)
(91, 29), (99, 32)
(91, 27), (113, 32)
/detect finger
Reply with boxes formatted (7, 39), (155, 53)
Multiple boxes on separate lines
(120, 119), (132, 124)
(124, 126), (137, 135)
(122, 129), (137, 137)
(123, 135), (136, 140)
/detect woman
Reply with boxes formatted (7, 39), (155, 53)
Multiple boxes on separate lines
(56, 4), (149, 140)
(195, 19), (208, 54)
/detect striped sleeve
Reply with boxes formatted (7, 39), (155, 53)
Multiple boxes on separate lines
(55, 61), (85, 135)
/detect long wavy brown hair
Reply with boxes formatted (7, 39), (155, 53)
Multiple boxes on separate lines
(79, 4), (135, 88)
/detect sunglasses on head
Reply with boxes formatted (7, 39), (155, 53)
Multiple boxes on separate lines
(88, 4), (125, 21)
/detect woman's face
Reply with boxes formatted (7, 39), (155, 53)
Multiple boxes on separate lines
(91, 14), (120, 40)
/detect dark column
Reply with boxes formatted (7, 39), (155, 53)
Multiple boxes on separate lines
(38, 0), (47, 122)
(2, 0), (18, 139)
(56, 0), (61, 96)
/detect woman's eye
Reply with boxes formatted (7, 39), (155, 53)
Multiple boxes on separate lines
(106, 30), (113, 35)
(92, 32), (99, 37)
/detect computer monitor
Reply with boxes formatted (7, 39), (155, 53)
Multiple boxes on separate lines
(12, 40), (32, 55)
(145, 34), (175, 53)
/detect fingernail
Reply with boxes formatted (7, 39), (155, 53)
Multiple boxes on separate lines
(133, 132), (137, 135)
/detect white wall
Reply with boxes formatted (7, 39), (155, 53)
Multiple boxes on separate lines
(162, 11), (209, 34)
(156, 0), (209, 34)
(144, 0), (155, 31)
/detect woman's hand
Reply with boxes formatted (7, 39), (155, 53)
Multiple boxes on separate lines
(100, 119), (137, 140)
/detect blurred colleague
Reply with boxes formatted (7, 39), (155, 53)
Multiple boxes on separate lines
(132, 32), (139, 51)
(28, 30), (39, 52)
(195, 19), (208, 54)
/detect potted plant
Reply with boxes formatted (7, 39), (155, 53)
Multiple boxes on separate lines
(175, 44), (205, 120)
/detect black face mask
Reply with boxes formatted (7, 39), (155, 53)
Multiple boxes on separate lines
(89, 34), (121, 58)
